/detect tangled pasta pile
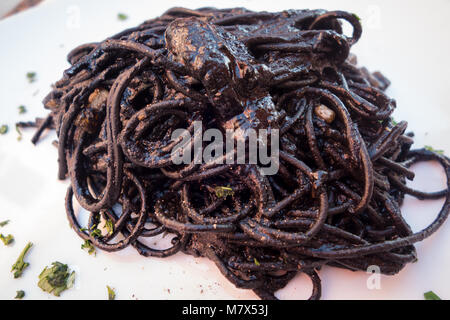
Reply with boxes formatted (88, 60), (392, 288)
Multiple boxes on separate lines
(30, 7), (450, 299)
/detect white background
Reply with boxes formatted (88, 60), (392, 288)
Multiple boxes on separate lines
(0, 0), (449, 300)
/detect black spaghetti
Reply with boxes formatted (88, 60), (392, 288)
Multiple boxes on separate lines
(25, 7), (450, 299)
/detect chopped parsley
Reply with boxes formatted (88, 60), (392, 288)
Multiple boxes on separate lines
(0, 220), (9, 227)
(107, 286), (116, 300)
(11, 242), (33, 278)
(424, 291), (441, 300)
(424, 145), (444, 155)
(117, 13), (128, 21)
(352, 13), (361, 21)
(15, 290), (25, 299)
(105, 219), (114, 236)
(26, 72), (37, 83)
(81, 239), (96, 256)
(254, 258), (260, 266)
(0, 125), (8, 135)
(89, 222), (102, 238)
(0, 234), (14, 245)
(18, 105), (27, 114)
(215, 186), (234, 198)
(16, 124), (23, 141)
(91, 228), (102, 238)
(38, 262), (75, 296)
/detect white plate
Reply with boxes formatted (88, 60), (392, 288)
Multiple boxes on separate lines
(0, 0), (449, 300)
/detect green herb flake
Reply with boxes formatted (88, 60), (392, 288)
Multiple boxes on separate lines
(117, 13), (128, 21)
(26, 72), (37, 83)
(91, 228), (102, 238)
(89, 222), (103, 238)
(38, 262), (75, 297)
(352, 13), (361, 21)
(15, 290), (25, 299)
(105, 219), (114, 236)
(0, 220), (9, 227)
(11, 242), (33, 278)
(254, 258), (260, 266)
(390, 117), (398, 126)
(107, 285), (116, 300)
(0, 125), (8, 135)
(16, 124), (23, 141)
(18, 105), (27, 114)
(215, 186), (234, 198)
(0, 234), (14, 246)
(424, 291), (441, 300)
(81, 239), (96, 256)
(424, 145), (444, 155)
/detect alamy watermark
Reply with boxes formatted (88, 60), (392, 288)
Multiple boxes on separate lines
(66, 5), (81, 30)
(366, 265), (381, 290)
(170, 121), (280, 175)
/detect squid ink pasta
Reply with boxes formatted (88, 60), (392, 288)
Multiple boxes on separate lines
(23, 7), (450, 299)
